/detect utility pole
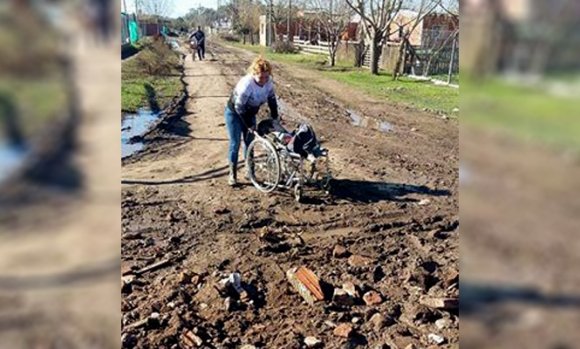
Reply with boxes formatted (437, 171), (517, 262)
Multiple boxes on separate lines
(286, 0), (291, 41)
(268, 0), (273, 45)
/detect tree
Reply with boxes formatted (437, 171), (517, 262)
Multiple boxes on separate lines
(309, 0), (352, 66)
(185, 7), (219, 29)
(389, 0), (442, 79)
(237, 0), (263, 44)
(265, 0), (302, 42)
(139, 0), (174, 18)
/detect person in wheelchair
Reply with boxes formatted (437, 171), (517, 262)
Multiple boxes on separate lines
(257, 119), (325, 161)
(225, 56), (279, 186)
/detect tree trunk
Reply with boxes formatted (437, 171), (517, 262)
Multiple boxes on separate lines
(330, 44), (336, 67)
(393, 39), (407, 80)
(355, 38), (366, 67)
(423, 58), (433, 77)
(328, 36), (338, 67)
(0, 95), (24, 147)
(370, 36), (381, 75)
(243, 34), (246, 44)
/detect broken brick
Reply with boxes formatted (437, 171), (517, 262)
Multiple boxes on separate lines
(287, 267), (325, 305)
(419, 297), (458, 310)
(181, 330), (203, 348)
(363, 291), (383, 305)
(332, 245), (350, 258)
(333, 323), (354, 338)
(347, 255), (373, 267)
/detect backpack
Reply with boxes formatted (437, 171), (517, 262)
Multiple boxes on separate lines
(289, 123), (320, 158)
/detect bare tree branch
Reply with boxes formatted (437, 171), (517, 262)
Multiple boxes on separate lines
(141, 0), (174, 18)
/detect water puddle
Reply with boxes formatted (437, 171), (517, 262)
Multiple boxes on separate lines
(347, 109), (394, 133)
(347, 109), (363, 126)
(379, 121), (394, 133)
(121, 109), (160, 158)
(0, 142), (27, 182)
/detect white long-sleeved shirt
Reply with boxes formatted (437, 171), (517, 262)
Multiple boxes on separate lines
(227, 74), (279, 123)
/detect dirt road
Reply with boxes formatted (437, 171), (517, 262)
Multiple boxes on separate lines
(122, 43), (458, 348)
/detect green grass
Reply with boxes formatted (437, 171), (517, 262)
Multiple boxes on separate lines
(121, 42), (182, 113)
(228, 41), (340, 66)
(431, 73), (459, 85)
(462, 77), (580, 150)
(121, 75), (182, 113)
(323, 71), (458, 115)
(226, 41), (458, 115)
(0, 78), (68, 139)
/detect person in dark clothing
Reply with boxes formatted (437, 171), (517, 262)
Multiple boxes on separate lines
(190, 26), (205, 60)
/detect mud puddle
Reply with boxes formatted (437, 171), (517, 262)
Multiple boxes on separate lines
(347, 109), (394, 133)
(121, 109), (160, 158)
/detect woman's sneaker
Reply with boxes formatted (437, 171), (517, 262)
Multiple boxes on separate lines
(228, 165), (237, 186)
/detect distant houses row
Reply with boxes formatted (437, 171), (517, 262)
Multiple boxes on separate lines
(121, 13), (173, 45)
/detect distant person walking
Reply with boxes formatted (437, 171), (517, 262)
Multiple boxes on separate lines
(190, 26), (205, 60)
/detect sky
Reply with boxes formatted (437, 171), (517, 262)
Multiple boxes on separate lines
(125, 0), (218, 18)
(123, 0), (450, 18)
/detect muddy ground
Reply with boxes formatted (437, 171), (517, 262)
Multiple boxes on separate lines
(121, 42), (458, 349)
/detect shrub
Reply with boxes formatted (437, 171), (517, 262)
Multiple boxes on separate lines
(219, 33), (241, 42)
(271, 40), (298, 54)
(135, 38), (179, 76)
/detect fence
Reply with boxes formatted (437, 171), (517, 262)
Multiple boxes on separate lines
(411, 31), (459, 76)
(279, 33), (459, 78)
(282, 35), (359, 58)
(415, 30), (459, 75)
(281, 35), (328, 55)
(361, 43), (402, 72)
(360, 31), (459, 76)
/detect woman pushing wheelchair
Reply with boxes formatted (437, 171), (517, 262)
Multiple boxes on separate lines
(224, 56), (280, 186)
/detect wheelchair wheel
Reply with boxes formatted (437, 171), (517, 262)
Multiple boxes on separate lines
(246, 137), (280, 193)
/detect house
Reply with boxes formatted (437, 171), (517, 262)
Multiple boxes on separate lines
(137, 16), (172, 37)
(389, 10), (458, 47)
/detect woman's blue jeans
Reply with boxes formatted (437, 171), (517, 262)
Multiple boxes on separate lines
(225, 106), (255, 167)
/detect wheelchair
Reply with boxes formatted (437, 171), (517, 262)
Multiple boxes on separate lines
(245, 120), (332, 202)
